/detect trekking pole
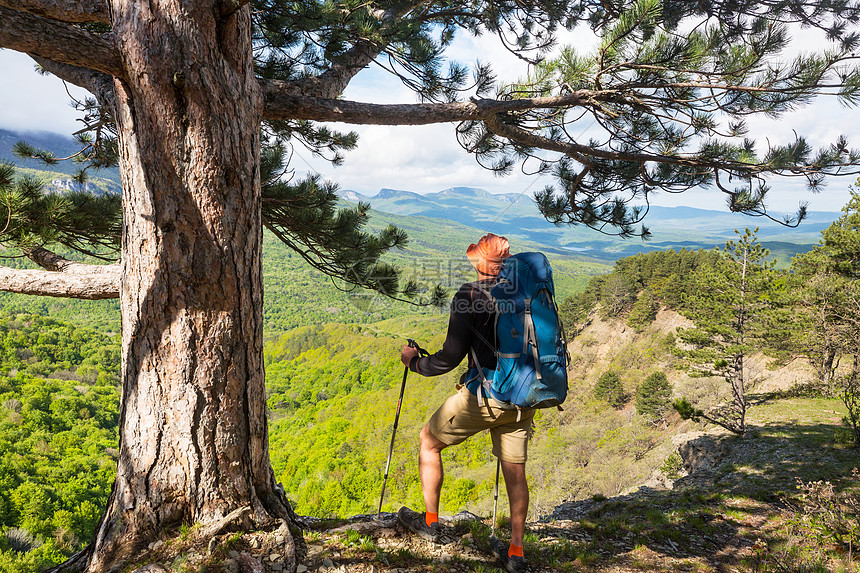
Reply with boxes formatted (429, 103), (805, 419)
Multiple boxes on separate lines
(378, 338), (428, 516)
(491, 457), (500, 538)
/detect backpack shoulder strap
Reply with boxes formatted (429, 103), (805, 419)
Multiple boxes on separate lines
(522, 297), (542, 381)
(465, 279), (499, 407)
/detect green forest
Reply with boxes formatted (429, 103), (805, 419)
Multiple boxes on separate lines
(0, 209), (609, 335)
(0, 194), (858, 571)
(0, 316), (119, 572)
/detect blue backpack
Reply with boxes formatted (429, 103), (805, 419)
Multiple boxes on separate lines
(470, 252), (569, 412)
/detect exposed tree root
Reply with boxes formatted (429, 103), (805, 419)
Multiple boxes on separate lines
(199, 506), (252, 539)
(45, 545), (91, 573)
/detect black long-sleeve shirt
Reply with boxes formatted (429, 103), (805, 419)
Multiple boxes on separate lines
(410, 279), (498, 377)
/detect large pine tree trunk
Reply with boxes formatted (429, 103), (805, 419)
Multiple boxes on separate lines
(78, 2), (296, 570)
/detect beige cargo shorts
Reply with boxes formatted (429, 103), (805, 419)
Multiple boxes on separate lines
(427, 385), (535, 463)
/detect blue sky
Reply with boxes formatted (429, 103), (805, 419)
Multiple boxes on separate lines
(1, 24), (858, 214)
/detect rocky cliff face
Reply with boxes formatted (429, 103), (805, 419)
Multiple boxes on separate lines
(48, 177), (122, 195)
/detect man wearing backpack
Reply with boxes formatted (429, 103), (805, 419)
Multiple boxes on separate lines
(398, 233), (532, 573)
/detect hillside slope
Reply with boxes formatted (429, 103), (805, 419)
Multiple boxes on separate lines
(90, 308), (859, 573)
(263, 305), (853, 518)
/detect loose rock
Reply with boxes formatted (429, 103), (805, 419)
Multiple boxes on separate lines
(132, 565), (169, 573)
(451, 510), (482, 523)
(236, 553), (264, 573)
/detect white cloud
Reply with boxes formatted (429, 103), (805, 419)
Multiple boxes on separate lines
(0, 50), (91, 134)
(2, 24), (857, 213)
(294, 122), (555, 195)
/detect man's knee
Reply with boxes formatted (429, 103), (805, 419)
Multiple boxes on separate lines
(500, 460), (528, 486)
(419, 424), (447, 454)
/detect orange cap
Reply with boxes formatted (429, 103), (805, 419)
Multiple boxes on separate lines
(466, 233), (510, 277)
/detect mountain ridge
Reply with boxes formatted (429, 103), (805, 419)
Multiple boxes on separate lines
(1, 127), (837, 263)
(339, 186), (838, 263)
(338, 185), (840, 222)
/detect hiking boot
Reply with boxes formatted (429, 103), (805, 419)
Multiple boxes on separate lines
(491, 536), (527, 572)
(397, 506), (439, 542)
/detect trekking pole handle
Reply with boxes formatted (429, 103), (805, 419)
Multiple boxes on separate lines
(407, 338), (430, 357)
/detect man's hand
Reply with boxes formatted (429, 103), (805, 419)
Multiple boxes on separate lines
(401, 344), (420, 368)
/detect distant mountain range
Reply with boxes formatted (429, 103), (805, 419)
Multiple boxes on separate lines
(1, 127), (839, 264)
(357, 186), (530, 205)
(338, 187), (840, 263)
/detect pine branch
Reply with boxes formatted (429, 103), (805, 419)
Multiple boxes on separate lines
(261, 85), (597, 124)
(279, 0), (431, 99)
(32, 57), (115, 106)
(0, 165), (122, 260)
(0, 6), (122, 76)
(24, 246), (111, 273)
(483, 111), (703, 168)
(0, 261), (119, 299)
(0, 0), (109, 24)
(287, 38), (381, 99)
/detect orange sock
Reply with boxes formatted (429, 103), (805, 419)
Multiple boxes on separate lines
(425, 512), (438, 527)
(508, 544), (524, 558)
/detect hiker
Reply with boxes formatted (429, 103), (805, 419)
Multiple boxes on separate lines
(398, 232), (532, 573)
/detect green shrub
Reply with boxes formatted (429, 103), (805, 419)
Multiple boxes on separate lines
(659, 452), (683, 479)
(594, 371), (627, 408)
(627, 289), (658, 330)
(636, 372), (672, 420)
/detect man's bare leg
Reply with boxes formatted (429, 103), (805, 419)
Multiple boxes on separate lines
(419, 424), (448, 514)
(500, 460), (529, 547)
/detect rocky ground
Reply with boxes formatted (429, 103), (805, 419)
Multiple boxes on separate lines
(127, 406), (860, 573)
(126, 482), (855, 573)
(124, 380), (860, 573)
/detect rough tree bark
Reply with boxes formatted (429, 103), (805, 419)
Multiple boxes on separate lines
(54, 1), (298, 571)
